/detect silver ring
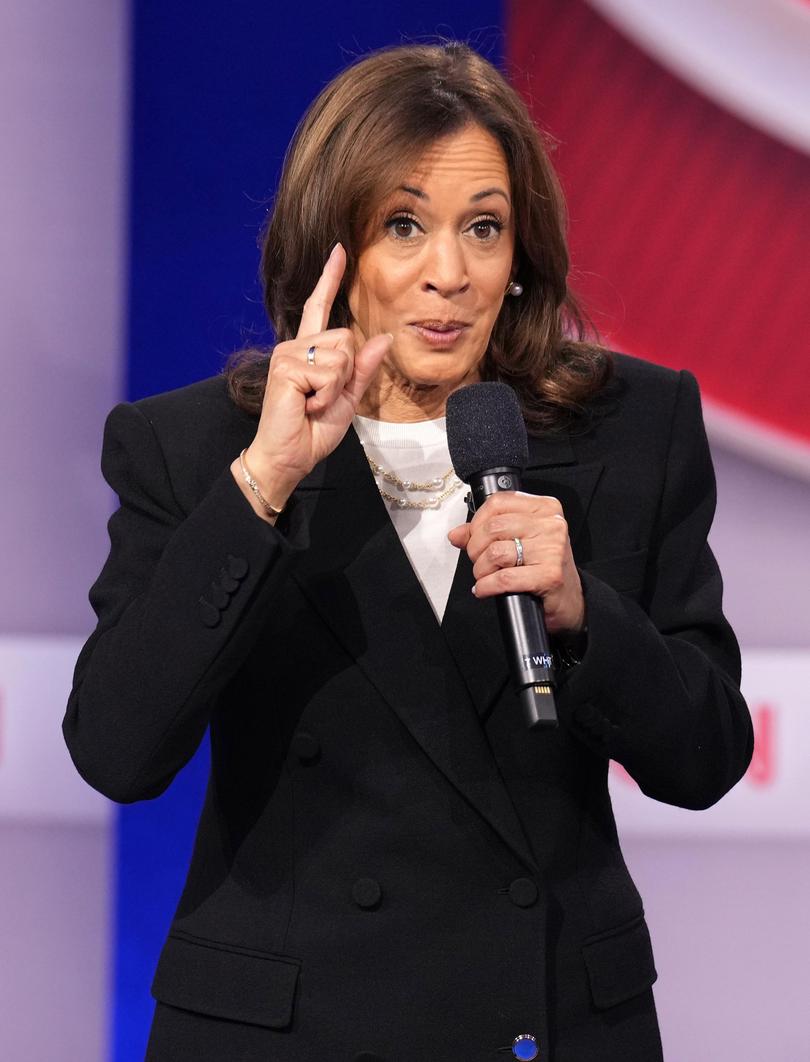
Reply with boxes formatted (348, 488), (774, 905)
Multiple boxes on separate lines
(514, 537), (524, 567)
(306, 345), (316, 365)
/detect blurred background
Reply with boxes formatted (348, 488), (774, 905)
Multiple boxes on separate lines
(1, 0), (808, 1058)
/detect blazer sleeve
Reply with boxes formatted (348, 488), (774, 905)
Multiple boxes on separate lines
(556, 370), (754, 810)
(63, 401), (301, 803)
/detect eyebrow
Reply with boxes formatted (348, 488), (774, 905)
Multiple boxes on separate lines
(399, 184), (511, 205)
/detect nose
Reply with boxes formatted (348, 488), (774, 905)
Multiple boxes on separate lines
(421, 230), (470, 297)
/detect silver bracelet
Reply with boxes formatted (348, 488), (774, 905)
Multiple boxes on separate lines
(238, 449), (285, 518)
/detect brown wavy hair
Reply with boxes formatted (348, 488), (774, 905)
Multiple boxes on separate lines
(226, 42), (611, 431)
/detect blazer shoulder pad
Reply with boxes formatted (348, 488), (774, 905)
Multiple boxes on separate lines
(134, 374), (257, 447)
(134, 374), (235, 422)
(609, 351), (683, 393)
(125, 375), (258, 507)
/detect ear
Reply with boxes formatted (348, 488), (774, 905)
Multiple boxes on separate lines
(507, 254), (520, 289)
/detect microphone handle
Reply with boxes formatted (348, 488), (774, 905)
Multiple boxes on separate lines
(468, 468), (558, 729)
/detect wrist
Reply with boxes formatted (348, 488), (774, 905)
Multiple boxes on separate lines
(243, 445), (301, 505)
(230, 459), (276, 524)
(230, 451), (297, 525)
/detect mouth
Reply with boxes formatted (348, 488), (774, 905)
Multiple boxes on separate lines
(409, 319), (471, 348)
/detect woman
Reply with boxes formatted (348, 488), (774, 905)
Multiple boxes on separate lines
(65, 43), (753, 1062)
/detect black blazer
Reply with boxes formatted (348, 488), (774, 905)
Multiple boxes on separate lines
(65, 353), (752, 1062)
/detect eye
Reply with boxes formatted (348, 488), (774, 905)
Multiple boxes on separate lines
(384, 213), (422, 240)
(467, 215), (503, 241)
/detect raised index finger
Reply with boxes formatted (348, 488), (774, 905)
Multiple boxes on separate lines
(297, 243), (346, 339)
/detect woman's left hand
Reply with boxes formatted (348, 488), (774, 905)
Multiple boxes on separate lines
(448, 492), (586, 634)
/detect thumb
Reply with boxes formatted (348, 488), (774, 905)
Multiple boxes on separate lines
(345, 332), (393, 406)
(448, 523), (470, 548)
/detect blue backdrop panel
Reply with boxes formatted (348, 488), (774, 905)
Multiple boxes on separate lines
(119, 2), (503, 1058)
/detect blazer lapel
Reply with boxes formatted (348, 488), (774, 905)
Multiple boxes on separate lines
(440, 430), (604, 721)
(289, 427), (539, 875)
(521, 431), (604, 562)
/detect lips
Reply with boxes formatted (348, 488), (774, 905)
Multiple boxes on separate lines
(412, 319), (470, 331)
(410, 319), (470, 348)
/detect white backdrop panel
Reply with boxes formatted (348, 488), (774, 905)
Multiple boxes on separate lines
(610, 650), (809, 836)
(0, 637), (110, 824)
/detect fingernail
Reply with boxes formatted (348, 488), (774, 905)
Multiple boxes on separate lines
(471, 585), (477, 596)
(329, 242), (342, 260)
(385, 332), (394, 342)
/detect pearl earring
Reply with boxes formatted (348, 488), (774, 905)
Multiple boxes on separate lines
(508, 281), (523, 297)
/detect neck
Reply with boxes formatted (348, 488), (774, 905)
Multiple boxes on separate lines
(357, 366), (480, 422)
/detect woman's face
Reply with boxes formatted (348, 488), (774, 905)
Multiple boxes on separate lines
(349, 123), (515, 416)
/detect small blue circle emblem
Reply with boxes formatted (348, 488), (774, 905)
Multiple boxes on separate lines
(512, 1033), (539, 1060)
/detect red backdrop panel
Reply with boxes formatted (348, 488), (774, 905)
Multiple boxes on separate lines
(507, 0), (810, 449)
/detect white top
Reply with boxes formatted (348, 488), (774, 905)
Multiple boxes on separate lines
(353, 415), (468, 621)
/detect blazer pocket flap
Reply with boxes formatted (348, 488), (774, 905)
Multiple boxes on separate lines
(581, 548), (649, 593)
(582, 916), (657, 1010)
(151, 933), (300, 1028)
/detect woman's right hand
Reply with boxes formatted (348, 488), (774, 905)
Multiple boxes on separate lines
(231, 243), (392, 521)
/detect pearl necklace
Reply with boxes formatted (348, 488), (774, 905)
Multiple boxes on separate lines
(364, 452), (464, 510)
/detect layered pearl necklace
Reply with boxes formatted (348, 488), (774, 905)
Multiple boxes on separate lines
(364, 453), (464, 510)
(352, 414), (467, 619)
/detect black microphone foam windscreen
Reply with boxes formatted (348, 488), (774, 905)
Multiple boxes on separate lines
(446, 382), (529, 482)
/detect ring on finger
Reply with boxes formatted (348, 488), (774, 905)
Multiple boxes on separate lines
(514, 537), (524, 567)
(306, 345), (317, 366)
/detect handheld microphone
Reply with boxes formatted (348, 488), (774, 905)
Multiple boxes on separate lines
(446, 382), (558, 729)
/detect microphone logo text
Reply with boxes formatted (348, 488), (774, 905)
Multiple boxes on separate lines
(522, 654), (553, 669)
